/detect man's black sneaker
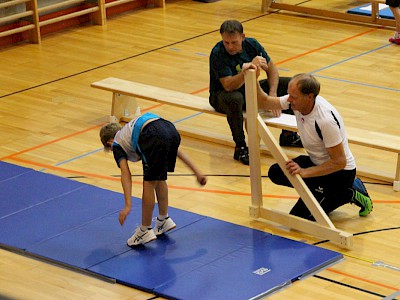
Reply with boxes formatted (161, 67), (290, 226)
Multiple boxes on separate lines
(279, 132), (303, 148)
(234, 146), (249, 165)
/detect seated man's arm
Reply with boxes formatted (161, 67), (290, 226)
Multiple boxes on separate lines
(219, 71), (246, 92)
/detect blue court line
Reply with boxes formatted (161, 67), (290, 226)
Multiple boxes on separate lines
(311, 43), (392, 75)
(310, 43), (399, 92)
(53, 149), (104, 167)
(173, 112), (204, 124)
(313, 75), (400, 93)
(306, 43), (399, 92)
(38, 148), (103, 172)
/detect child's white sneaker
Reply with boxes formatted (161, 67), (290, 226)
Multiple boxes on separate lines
(127, 227), (156, 246)
(155, 217), (176, 235)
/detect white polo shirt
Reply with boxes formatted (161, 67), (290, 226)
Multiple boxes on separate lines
(280, 95), (356, 170)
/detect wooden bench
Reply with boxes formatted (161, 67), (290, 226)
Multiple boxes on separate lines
(262, 0), (395, 28)
(91, 77), (400, 191)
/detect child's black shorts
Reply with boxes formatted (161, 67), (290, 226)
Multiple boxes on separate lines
(139, 119), (181, 181)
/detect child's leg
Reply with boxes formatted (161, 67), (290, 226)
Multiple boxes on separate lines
(141, 180), (157, 227)
(389, 6), (400, 33)
(154, 179), (176, 235)
(127, 181), (157, 246)
(155, 180), (168, 216)
(388, 5), (400, 43)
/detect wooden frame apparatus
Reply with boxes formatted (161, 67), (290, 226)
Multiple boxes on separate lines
(244, 69), (353, 249)
(262, 0), (395, 28)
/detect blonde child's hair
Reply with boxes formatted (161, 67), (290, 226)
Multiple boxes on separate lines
(99, 123), (122, 152)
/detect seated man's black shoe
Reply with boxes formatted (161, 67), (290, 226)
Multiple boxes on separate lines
(233, 146), (249, 165)
(279, 131), (303, 148)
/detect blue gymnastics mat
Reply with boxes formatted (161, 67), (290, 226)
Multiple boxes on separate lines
(0, 161), (343, 299)
(347, 3), (394, 19)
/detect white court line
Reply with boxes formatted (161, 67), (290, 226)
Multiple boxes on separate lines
(381, 290), (400, 300)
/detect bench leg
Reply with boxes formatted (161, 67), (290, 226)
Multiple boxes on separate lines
(394, 153), (400, 192)
(111, 93), (137, 123)
(261, 0), (272, 13)
(154, 0), (165, 8)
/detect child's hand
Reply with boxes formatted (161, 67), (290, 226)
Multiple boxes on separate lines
(197, 174), (207, 186)
(119, 207), (130, 225)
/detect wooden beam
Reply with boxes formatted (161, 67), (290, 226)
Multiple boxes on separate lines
(39, 7), (99, 27)
(0, 11), (33, 24)
(244, 68), (264, 212)
(257, 207), (353, 249)
(25, 0), (40, 44)
(91, 0), (106, 26)
(37, 0), (86, 14)
(0, 0), (31, 10)
(261, 0), (272, 13)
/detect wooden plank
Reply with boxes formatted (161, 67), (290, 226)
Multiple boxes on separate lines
(0, 0), (31, 10)
(0, 10), (33, 24)
(92, 77), (218, 115)
(346, 127), (400, 153)
(25, 0), (40, 44)
(257, 207), (353, 249)
(245, 68), (264, 211)
(39, 7), (99, 27)
(261, 0), (272, 13)
(91, 0), (106, 26)
(105, 0), (138, 8)
(104, 0), (163, 8)
(92, 78), (298, 131)
(395, 153), (400, 191)
(0, 24), (35, 38)
(153, 0), (165, 8)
